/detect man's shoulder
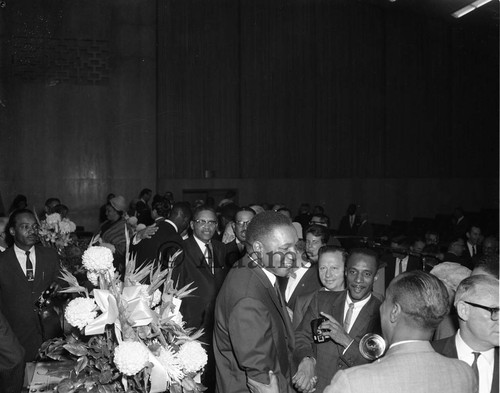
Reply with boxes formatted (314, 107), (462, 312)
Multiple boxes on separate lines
(431, 335), (457, 357)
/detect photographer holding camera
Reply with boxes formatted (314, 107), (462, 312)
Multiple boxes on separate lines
(293, 248), (382, 393)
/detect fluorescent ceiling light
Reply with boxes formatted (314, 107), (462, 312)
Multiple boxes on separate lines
(452, 0), (494, 18)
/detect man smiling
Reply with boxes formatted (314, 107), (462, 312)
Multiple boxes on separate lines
(293, 248), (382, 393)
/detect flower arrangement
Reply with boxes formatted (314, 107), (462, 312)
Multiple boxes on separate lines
(39, 245), (207, 393)
(37, 212), (77, 250)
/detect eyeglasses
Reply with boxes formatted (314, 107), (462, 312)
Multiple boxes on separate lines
(194, 219), (217, 227)
(235, 220), (251, 227)
(464, 301), (499, 321)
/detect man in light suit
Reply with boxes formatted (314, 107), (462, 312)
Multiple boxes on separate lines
(214, 212), (297, 393)
(293, 248), (382, 393)
(171, 205), (226, 393)
(0, 209), (61, 362)
(324, 270), (477, 393)
(432, 274), (499, 393)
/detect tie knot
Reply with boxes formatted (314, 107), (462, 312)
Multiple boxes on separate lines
(472, 351), (481, 360)
(26, 250), (30, 257)
(348, 302), (355, 310)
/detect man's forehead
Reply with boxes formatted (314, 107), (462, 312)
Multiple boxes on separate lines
(195, 210), (216, 220)
(236, 211), (254, 221)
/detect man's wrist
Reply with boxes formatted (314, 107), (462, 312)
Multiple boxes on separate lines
(304, 356), (316, 366)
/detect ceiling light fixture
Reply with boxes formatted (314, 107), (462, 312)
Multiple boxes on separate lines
(452, 0), (494, 18)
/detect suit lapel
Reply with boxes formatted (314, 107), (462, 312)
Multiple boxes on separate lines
(8, 247), (31, 285)
(348, 296), (378, 339)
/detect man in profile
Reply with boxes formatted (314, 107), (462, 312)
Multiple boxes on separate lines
(214, 211), (297, 392)
(432, 274), (498, 393)
(324, 271), (477, 393)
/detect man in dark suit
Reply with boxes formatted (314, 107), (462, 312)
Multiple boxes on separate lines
(0, 209), (61, 362)
(214, 211), (297, 393)
(131, 200), (190, 272)
(464, 224), (482, 268)
(171, 205), (226, 393)
(381, 236), (423, 290)
(442, 236), (471, 268)
(0, 310), (25, 393)
(324, 271), (476, 393)
(432, 274), (499, 393)
(225, 206), (255, 268)
(135, 188), (153, 226)
(338, 204), (360, 249)
(293, 248), (382, 393)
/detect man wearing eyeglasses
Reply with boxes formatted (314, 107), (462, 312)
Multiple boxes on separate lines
(225, 207), (255, 268)
(432, 274), (499, 393)
(171, 205), (227, 393)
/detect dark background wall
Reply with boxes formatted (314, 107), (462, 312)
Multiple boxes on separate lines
(0, 0), (498, 232)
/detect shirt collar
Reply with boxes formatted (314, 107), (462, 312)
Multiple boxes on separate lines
(346, 292), (372, 308)
(193, 235), (210, 253)
(456, 329), (495, 365)
(248, 253), (277, 286)
(14, 244), (34, 255)
(164, 219), (178, 233)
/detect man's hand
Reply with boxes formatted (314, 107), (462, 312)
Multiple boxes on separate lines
(319, 311), (353, 348)
(135, 224), (159, 241)
(292, 357), (317, 393)
(248, 371), (280, 393)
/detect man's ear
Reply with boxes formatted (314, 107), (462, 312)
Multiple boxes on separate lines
(231, 221), (236, 232)
(190, 221), (194, 231)
(9, 226), (15, 237)
(456, 300), (470, 321)
(390, 303), (401, 323)
(373, 271), (379, 282)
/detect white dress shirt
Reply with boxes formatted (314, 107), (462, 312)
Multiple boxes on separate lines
(395, 255), (409, 277)
(456, 329), (494, 393)
(14, 244), (36, 276)
(285, 262), (311, 302)
(342, 293), (372, 333)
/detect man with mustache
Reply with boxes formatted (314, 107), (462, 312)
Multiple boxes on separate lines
(293, 248), (382, 393)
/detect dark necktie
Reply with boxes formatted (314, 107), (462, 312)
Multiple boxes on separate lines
(26, 250), (34, 281)
(343, 302), (355, 331)
(274, 280), (285, 308)
(471, 352), (480, 382)
(205, 243), (214, 274)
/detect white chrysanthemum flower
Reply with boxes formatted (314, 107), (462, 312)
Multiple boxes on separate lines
(177, 341), (208, 374)
(158, 346), (184, 384)
(151, 289), (162, 307)
(114, 341), (150, 376)
(59, 219), (76, 234)
(45, 213), (61, 226)
(64, 297), (97, 329)
(87, 271), (99, 286)
(82, 246), (114, 273)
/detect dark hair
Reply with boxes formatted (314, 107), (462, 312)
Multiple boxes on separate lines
(387, 270), (450, 330)
(235, 206), (256, 217)
(8, 194), (27, 213)
(246, 211), (293, 245)
(473, 255), (499, 278)
(305, 224), (330, 244)
(139, 188), (152, 198)
(53, 204), (69, 217)
(310, 213), (330, 228)
(192, 205), (217, 220)
(347, 248), (380, 270)
(466, 223), (481, 234)
(6, 209), (36, 246)
(44, 197), (61, 207)
(152, 198), (171, 218)
(318, 245), (348, 263)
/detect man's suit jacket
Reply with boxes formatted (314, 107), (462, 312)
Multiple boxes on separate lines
(432, 334), (499, 393)
(171, 236), (227, 340)
(213, 256), (295, 393)
(130, 219), (183, 271)
(294, 290), (382, 393)
(0, 310), (25, 393)
(324, 341), (477, 393)
(0, 245), (60, 361)
(383, 254), (423, 289)
(224, 238), (246, 269)
(279, 264), (322, 312)
(338, 215), (360, 236)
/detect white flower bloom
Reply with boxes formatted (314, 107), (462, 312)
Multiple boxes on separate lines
(177, 341), (207, 374)
(45, 213), (62, 226)
(158, 346), (184, 384)
(59, 219), (76, 234)
(87, 271), (99, 286)
(170, 311), (184, 327)
(114, 341), (150, 376)
(151, 289), (162, 308)
(82, 246), (114, 273)
(65, 297), (97, 329)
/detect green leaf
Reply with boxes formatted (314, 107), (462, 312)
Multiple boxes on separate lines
(75, 356), (88, 375)
(64, 343), (89, 357)
(98, 370), (113, 384)
(56, 378), (75, 393)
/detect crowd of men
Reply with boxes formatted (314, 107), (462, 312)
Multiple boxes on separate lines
(0, 193), (498, 393)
